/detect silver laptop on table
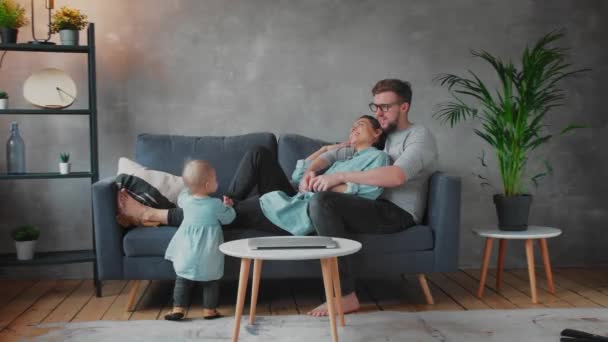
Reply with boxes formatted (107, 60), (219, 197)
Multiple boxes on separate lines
(248, 236), (338, 250)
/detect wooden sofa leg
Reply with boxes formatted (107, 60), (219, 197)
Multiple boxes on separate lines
(418, 274), (434, 305)
(125, 280), (141, 312)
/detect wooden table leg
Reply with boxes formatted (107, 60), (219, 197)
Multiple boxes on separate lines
(249, 259), (263, 325)
(418, 274), (434, 305)
(125, 280), (141, 312)
(233, 258), (251, 342)
(321, 258), (338, 342)
(477, 237), (494, 298)
(496, 240), (507, 291)
(330, 257), (345, 327)
(525, 239), (538, 304)
(538, 239), (555, 294)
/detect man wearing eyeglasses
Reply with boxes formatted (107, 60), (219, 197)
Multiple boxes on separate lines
(305, 79), (439, 317)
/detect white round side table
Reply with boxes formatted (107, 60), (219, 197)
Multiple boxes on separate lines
(220, 237), (362, 342)
(473, 226), (562, 304)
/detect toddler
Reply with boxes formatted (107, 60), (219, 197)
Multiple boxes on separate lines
(164, 160), (235, 320)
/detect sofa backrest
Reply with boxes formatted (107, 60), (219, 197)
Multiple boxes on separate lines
(277, 134), (330, 178)
(135, 133), (277, 195)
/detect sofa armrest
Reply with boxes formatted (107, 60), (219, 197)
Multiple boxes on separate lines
(427, 172), (461, 272)
(92, 177), (123, 279)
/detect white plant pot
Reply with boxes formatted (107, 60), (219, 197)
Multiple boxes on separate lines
(15, 240), (37, 260)
(59, 29), (79, 46)
(59, 162), (71, 174)
(0, 98), (7, 109)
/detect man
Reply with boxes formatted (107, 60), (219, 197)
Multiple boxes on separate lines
(303, 79), (438, 316)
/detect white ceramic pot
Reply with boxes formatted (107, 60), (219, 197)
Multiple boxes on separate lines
(59, 162), (71, 174)
(15, 240), (36, 260)
(0, 98), (7, 109)
(59, 29), (79, 46)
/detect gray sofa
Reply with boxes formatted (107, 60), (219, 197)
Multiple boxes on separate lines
(92, 132), (461, 301)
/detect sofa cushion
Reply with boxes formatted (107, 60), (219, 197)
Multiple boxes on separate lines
(354, 225), (434, 254)
(277, 134), (329, 179)
(135, 133), (277, 195)
(123, 226), (275, 257)
(123, 226), (177, 257)
(123, 224), (433, 257)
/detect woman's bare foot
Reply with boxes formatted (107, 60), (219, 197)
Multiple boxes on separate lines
(117, 189), (163, 226)
(307, 292), (360, 317)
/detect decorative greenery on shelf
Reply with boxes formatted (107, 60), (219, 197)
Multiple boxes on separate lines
(12, 224), (40, 241)
(60, 152), (70, 163)
(433, 30), (588, 197)
(50, 7), (88, 33)
(0, 91), (7, 99)
(0, 0), (29, 29)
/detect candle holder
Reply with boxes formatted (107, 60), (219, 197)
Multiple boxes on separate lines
(28, 0), (55, 45)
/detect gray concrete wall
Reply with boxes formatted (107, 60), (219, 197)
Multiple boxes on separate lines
(0, 0), (606, 278)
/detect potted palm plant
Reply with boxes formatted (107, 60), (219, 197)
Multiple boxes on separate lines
(12, 224), (40, 260)
(434, 31), (587, 231)
(50, 6), (88, 46)
(0, 0), (29, 43)
(0, 91), (7, 109)
(59, 152), (70, 174)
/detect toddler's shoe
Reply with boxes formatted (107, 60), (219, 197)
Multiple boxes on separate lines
(164, 311), (185, 321)
(203, 309), (222, 320)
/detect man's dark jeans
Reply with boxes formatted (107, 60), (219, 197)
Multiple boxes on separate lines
(308, 192), (415, 295)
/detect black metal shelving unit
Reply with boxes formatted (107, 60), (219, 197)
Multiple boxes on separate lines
(0, 23), (101, 297)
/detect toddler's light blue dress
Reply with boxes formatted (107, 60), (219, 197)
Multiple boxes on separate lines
(165, 190), (236, 281)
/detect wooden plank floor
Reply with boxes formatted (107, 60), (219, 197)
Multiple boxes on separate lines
(0, 267), (606, 341)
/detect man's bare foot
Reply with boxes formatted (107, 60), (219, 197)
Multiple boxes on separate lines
(307, 292), (360, 317)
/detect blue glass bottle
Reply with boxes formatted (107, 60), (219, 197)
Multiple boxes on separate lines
(6, 122), (25, 174)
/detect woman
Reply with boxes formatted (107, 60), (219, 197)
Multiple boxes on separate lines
(256, 115), (389, 236)
(117, 115), (388, 235)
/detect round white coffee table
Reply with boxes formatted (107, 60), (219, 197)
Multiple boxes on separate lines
(473, 226), (562, 304)
(220, 237), (362, 342)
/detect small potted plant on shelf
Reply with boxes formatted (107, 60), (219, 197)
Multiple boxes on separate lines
(0, 0), (29, 44)
(434, 30), (588, 231)
(12, 224), (40, 260)
(0, 91), (7, 109)
(50, 6), (88, 46)
(59, 152), (70, 174)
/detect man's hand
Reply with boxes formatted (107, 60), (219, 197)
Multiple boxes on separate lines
(298, 171), (316, 192)
(310, 173), (343, 192)
(223, 196), (234, 207)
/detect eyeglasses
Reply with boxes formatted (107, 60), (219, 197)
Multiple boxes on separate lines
(368, 101), (402, 113)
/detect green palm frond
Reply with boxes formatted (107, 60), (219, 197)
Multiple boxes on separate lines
(434, 30), (589, 196)
(531, 160), (554, 188)
(560, 123), (587, 135)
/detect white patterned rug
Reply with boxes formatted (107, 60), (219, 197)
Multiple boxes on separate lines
(31, 309), (608, 342)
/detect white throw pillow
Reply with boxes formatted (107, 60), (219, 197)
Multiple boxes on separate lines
(116, 157), (184, 205)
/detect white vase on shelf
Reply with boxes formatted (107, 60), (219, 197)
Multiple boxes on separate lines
(15, 240), (36, 260)
(59, 162), (71, 174)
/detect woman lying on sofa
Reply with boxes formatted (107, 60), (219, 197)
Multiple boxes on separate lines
(254, 118), (389, 236)
(118, 115), (388, 235)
